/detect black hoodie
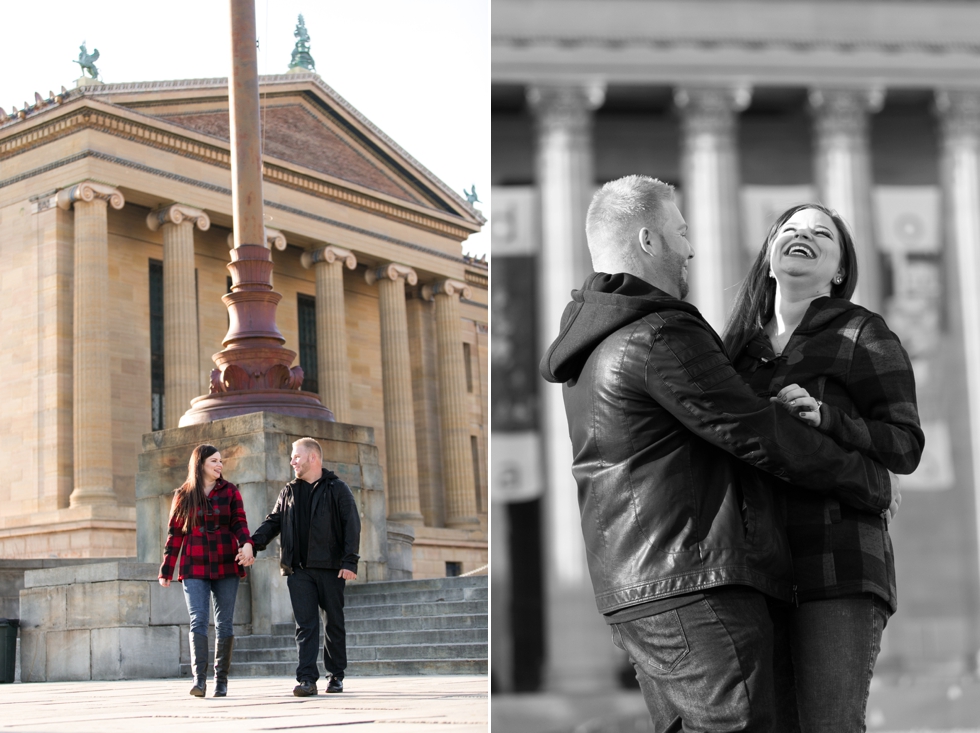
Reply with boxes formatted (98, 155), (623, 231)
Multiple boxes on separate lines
(540, 272), (703, 384)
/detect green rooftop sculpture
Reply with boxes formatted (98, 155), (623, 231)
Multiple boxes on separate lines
(75, 42), (100, 79)
(288, 15), (316, 72)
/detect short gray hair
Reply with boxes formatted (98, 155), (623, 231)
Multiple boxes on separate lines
(586, 176), (675, 270)
(293, 437), (322, 461)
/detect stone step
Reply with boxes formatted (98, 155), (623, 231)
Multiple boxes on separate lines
(195, 658), (488, 678)
(236, 625), (487, 651)
(345, 599), (487, 621)
(231, 641), (487, 664)
(345, 575), (487, 596)
(346, 585), (488, 607)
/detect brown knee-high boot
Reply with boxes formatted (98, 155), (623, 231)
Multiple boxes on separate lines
(189, 632), (208, 697)
(213, 636), (234, 697)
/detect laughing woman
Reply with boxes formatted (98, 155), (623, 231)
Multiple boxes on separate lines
(723, 203), (924, 732)
(158, 444), (256, 697)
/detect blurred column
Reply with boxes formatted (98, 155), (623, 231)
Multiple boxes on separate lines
(528, 82), (617, 692)
(301, 244), (357, 423)
(810, 87), (884, 312)
(936, 90), (980, 614)
(366, 262), (424, 526)
(147, 204), (210, 428)
(676, 86), (750, 332)
(57, 181), (125, 507)
(427, 278), (479, 529)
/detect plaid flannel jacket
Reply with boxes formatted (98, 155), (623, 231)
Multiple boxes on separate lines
(733, 298), (924, 614)
(159, 478), (253, 582)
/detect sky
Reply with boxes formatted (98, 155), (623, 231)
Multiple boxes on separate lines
(0, 0), (489, 258)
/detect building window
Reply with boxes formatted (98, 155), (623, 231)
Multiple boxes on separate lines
(297, 294), (318, 394)
(149, 260), (164, 431)
(463, 342), (474, 393)
(446, 561), (462, 577)
(471, 435), (482, 510)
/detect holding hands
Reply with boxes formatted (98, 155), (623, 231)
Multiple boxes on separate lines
(236, 542), (256, 567)
(771, 384), (823, 428)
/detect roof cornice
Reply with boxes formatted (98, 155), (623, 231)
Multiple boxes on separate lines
(64, 73), (484, 225)
(0, 96), (479, 242)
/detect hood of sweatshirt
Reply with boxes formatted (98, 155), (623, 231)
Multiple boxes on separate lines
(539, 272), (703, 384)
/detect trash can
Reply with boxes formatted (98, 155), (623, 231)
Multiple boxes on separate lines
(0, 619), (18, 683)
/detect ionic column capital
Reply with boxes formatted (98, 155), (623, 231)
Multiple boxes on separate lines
(527, 82), (605, 136)
(57, 180), (124, 211)
(809, 87), (885, 137)
(935, 90), (980, 143)
(301, 244), (357, 270)
(365, 262), (418, 286)
(226, 227), (287, 250)
(146, 203), (211, 232)
(420, 278), (472, 302)
(674, 86), (751, 136)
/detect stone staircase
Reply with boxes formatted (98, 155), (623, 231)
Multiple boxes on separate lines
(199, 574), (488, 678)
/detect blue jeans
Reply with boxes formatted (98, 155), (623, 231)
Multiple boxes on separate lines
(771, 595), (888, 733)
(611, 587), (775, 733)
(182, 577), (240, 639)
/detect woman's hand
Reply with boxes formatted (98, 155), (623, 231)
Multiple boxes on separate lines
(771, 384), (823, 428)
(159, 578), (170, 587)
(237, 543), (255, 567)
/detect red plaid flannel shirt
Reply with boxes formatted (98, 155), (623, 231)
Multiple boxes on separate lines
(159, 478), (253, 581)
(733, 298), (924, 613)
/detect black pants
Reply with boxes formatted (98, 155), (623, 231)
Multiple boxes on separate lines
(286, 567), (347, 683)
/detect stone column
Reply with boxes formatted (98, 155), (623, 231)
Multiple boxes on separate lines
(147, 204), (210, 428)
(300, 245), (357, 423)
(425, 279), (478, 529)
(810, 88), (884, 311)
(528, 82), (614, 692)
(365, 263), (424, 526)
(676, 86), (750, 332)
(936, 90), (980, 614)
(57, 181), (125, 507)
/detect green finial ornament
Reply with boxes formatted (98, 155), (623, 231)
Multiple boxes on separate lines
(289, 15), (316, 72)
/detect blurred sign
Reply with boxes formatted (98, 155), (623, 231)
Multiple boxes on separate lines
(491, 431), (543, 503)
(491, 186), (539, 256)
(874, 186), (941, 253)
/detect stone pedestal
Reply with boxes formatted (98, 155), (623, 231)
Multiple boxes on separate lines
(135, 412), (387, 636)
(386, 522), (416, 581)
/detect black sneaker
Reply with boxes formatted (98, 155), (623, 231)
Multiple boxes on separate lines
(293, 680), (318, 697)
(326, 676), (344, 693)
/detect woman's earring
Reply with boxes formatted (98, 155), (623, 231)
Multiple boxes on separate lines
(834, 273), (844, 285)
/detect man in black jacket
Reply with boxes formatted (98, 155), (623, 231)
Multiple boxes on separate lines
(247, 437), (361, 697)
(540, 175), (895, 731)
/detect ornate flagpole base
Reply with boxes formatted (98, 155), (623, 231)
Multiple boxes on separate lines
(179, 389), (335, 426)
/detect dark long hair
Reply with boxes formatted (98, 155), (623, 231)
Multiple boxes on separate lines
(722, 203), (859, 361)
(169, 444), (219, 533)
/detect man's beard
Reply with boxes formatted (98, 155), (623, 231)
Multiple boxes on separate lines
(660, 234), (689, 299)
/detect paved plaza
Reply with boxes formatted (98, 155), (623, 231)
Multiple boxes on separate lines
(0, 675), (488, 733)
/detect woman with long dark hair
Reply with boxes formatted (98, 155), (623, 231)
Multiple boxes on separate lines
(722, 203), (924, 731)
(158, 444), (255, 697)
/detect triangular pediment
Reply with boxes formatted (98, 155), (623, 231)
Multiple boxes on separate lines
(65, 74), (482, 226)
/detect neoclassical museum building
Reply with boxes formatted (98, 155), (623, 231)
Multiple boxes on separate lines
(492, 0), (980, 690)
(0, 68), (488, 580)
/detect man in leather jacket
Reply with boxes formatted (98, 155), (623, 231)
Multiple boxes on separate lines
(248, 437), (361, 697)
(540, 175), (894, 732)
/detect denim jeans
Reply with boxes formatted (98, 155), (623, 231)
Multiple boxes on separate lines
(286, 568), (347, 683)
(182, 576), (240, 639)
(611, 587), (775, 733)
(770, 595), (888, 733)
